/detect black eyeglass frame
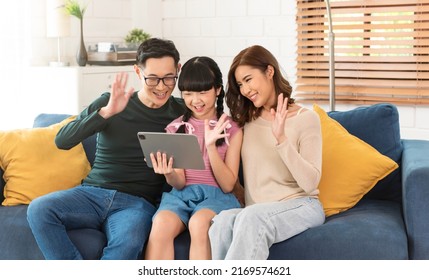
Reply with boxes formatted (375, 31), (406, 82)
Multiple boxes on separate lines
(142, 75), (178, 87)
(138, 66), (178, 87)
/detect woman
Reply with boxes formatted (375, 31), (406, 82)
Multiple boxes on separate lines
(208, 45), (325, 260)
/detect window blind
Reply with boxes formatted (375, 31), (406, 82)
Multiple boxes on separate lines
(295, 0), (429, 105)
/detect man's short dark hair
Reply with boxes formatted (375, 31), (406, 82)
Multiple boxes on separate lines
(136, 38), (180, 68)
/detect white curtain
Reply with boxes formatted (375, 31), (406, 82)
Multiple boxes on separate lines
(0, 1), (32, 130)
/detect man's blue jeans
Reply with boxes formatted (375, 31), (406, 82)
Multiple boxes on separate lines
(27, 185), (156, 260)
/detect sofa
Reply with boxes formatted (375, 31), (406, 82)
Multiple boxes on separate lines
(1, 103), (428, 260)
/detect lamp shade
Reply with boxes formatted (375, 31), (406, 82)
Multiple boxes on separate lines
(46, 0), (70, 38)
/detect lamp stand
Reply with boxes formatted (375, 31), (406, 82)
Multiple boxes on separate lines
(49, 37), (69, 67)
(326, 0), (336, 111)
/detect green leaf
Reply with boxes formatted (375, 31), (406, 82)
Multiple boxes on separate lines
(124, 28), (151, 44)
(64, 0), (87, 20)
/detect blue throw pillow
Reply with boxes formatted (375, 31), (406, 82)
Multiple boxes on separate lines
(328, 103), (403, 202)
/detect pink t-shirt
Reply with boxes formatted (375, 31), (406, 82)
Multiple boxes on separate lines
(165, 115), (240, 188)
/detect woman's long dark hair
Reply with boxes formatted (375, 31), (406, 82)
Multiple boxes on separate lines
(226, 45), (294, 127)
(177, 56), (226, 146)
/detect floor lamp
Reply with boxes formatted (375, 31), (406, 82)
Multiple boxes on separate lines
(46, 0), (70, 67)
(325, 0), (336, 111)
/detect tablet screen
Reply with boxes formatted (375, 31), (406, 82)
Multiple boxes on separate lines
(137, 132), (205, 170)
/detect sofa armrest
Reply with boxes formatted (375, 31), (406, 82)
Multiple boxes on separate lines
(401, 139), (429, 259)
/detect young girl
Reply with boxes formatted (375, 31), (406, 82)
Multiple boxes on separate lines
(209, 45), (325, 260)
(144, 56), (242, 260)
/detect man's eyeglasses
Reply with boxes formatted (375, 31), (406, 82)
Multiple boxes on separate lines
(142, 75), (178, 87)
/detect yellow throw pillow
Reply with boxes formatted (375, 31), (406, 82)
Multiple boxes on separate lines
(0, 116), (91, 206)
(313, 104), (398, 217)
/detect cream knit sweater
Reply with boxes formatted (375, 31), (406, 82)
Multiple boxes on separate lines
(242, 109), (322, 206)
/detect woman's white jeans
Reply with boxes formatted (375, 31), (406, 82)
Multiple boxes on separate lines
(209, 197), (325, 260)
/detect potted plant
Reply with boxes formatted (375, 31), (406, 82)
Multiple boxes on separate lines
(124, 28), (151, 50)
(64, 0), (88, 66)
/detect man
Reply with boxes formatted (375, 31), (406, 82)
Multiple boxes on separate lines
(27, 38), (185, 260)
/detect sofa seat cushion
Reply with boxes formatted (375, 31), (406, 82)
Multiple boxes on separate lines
(267, 199), (408, 260)
(173, 200), (407, 260)
(174, 230), (191, 260)
(67, 229), (107, 260)
(0, 205), (44, 260)
(0, 205), (106, 260)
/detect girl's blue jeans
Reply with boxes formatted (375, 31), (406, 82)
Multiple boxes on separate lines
(27, 185), (156, 260)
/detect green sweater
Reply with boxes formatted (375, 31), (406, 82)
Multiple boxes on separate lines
(55, 92), (185, 205)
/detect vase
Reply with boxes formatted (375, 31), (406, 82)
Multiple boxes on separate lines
(76, 18), (87, 67)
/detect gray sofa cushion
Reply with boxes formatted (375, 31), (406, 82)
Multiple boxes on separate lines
(0, 205), (44, 259)
(0, 204), (106, 260)
(267, 199), (407, 259)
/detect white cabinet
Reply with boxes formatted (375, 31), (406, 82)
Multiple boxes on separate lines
(27, 65), (141, 115)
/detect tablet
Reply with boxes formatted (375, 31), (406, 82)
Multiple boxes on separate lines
(137, 132), (205, 170)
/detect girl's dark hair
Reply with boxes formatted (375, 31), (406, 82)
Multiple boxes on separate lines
(136, 38), (180, 68)
(177, 56), (226, 147)
(225, 45), (294, 127)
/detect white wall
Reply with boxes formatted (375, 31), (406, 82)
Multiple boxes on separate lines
(2, 0), (429, 140)
(162, 0), (296, 90)
(159, 0), (429, 140)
